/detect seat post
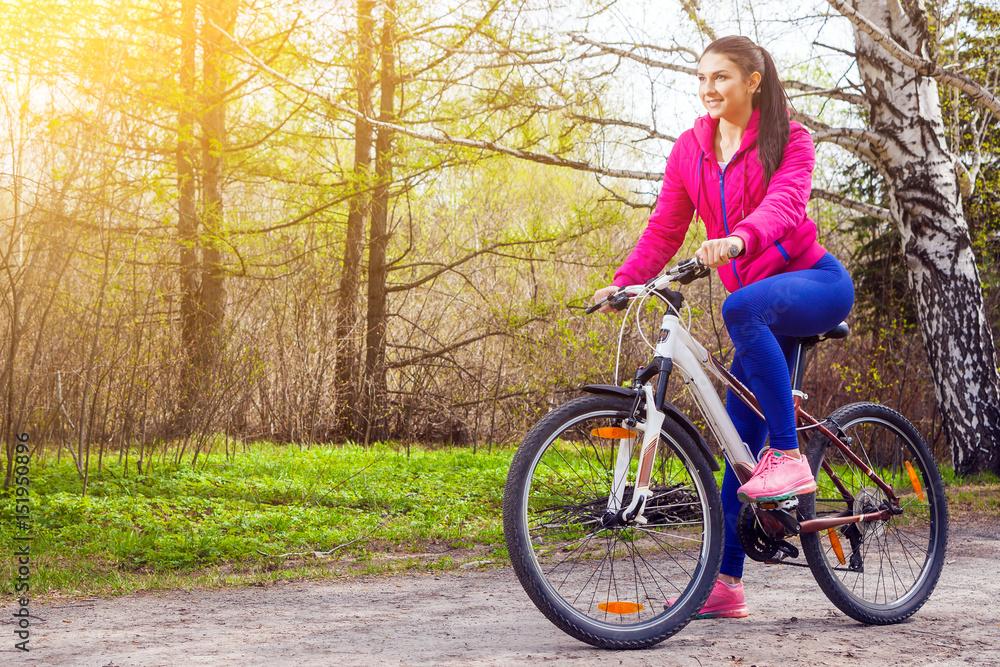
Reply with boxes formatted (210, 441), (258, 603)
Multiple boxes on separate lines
(790, 322), (848, 403)
(790, 341), (809, 395)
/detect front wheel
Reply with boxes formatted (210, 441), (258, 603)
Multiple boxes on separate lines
(799, 402), (948, 624)
(502, 394), (722, 649)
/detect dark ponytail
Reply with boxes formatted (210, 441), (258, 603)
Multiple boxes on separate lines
(754, 46), (790, 184)
(702, 37), (790, 183)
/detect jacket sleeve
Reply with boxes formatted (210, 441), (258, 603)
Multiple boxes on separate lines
(729, 125), (814, 255)
(613, 138), (696, 287)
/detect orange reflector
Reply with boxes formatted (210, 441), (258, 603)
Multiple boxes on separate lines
(598, 601), (644, 614)
(905, 461), (925, 501)
(827, 528), (846, 565)
(591, 427), (637, 440)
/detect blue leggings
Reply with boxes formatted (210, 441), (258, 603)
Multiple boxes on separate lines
(719, 253), (854, 578)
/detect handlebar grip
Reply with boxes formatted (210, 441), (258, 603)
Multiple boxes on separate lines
(585, 290), (630, 314)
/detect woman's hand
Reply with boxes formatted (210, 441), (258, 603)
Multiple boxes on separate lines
(592, 285), (619, 314)
(696, 236), (745, 269)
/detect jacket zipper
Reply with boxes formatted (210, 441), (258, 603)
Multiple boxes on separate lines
(718, 160), (743, 288)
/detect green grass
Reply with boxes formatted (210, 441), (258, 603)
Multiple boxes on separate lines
(937, 466), (999, 488)
(939, 468), (1000, 519)
(2, 441), (994, 599)
(0, 442), (511, 597)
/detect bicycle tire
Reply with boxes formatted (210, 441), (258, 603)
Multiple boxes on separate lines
(502, 394), (722, 649)
(799, 402), (948, 624)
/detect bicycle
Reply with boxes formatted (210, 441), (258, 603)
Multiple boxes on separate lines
(502, 257), (948, 649)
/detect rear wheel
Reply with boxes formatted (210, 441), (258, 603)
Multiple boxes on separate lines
(800, 402), (948, 624)
(502, 394), (722, 649)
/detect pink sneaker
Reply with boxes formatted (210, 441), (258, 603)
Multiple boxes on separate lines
(666, 579), (749, 619)
(737, 449), (816, 503)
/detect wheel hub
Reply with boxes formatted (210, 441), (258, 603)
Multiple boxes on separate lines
(855, 486), (887, 539)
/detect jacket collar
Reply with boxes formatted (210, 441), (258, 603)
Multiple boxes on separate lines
(693, 107), (761, 158)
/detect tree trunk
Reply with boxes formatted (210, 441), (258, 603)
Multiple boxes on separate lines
(175, 0), (232, 432)
(335, 0), (376, 438)
(363, 0), (396, 444)
(176, 0), (200, 428)
(198, 0), (231, 357)
(852, 0), (1000, 475)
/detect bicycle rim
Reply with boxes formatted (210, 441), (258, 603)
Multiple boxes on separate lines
(510, 397), (718, 643)
(803, 403), (947, 622)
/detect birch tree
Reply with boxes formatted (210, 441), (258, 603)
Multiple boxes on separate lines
(823, 0), (1000, 475)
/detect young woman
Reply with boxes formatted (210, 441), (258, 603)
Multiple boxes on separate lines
(593, 36), (854, 618)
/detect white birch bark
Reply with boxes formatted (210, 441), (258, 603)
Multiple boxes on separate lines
(848, 0), (1000, 474)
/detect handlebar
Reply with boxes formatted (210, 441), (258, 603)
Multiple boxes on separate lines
(586, 257), (710, 314)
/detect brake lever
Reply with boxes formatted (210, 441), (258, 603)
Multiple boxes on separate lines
(607, 292), (630, 311)
(584, 289), (631, 314)
(672, 258), (711, 285)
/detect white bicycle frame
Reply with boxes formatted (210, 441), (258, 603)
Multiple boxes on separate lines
(599, 265), (900, 534)
(607, 272), (762, 523)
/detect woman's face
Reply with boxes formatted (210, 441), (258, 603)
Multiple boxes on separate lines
(697, 52), (760, 122)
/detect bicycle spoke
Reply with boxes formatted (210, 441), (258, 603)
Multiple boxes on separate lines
(622, 533), (669, 609)
(633, 527), (696, 587)
(516, 403), (714, 630)
(803, 405), (945, 623)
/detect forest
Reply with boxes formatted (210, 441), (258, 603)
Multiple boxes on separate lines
(2, 0), (999, 491)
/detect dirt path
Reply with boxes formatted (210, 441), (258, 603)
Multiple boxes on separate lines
(3, 523), (998, 666)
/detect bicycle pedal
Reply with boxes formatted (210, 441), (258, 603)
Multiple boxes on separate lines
(763, 541), (800, 564)
(757, 497), (798, 512)
(776, 539), (799, 559)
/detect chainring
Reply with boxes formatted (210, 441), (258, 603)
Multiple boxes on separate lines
(736, 503), (781, 562)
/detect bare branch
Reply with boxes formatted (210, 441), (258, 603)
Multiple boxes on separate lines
(596, 179), (654, 210)
(568, 34), (697, 76)
(386, 239), (555, 292)
(568, 113), (677, 142)
(396, 0), (506, 81)
(812, 40), (856, 59)
(956, 160), (973, 199)
(811, 188), (892, 222)
(217, 21), (659, 181)
(681, 0), (717, 42)
(386, 322), (539, 370)
(405, 37), (552, 58)
(827, 0), (1000, 120)
(791, 110), (883, 163)
(783, 79), (866, 106)
(811, 127), (883, 159)
(631, 42), (700, 62)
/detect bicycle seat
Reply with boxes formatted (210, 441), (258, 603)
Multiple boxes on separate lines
(795, 322), (849, 347)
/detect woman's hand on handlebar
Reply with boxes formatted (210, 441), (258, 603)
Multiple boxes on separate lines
(696, 236), (745, 269)
(592, 285), (619, 314)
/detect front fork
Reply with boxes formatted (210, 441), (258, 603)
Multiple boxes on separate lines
(604, 383), (663, 526)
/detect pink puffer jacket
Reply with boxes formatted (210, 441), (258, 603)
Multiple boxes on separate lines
(613, 108), (826, 293)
